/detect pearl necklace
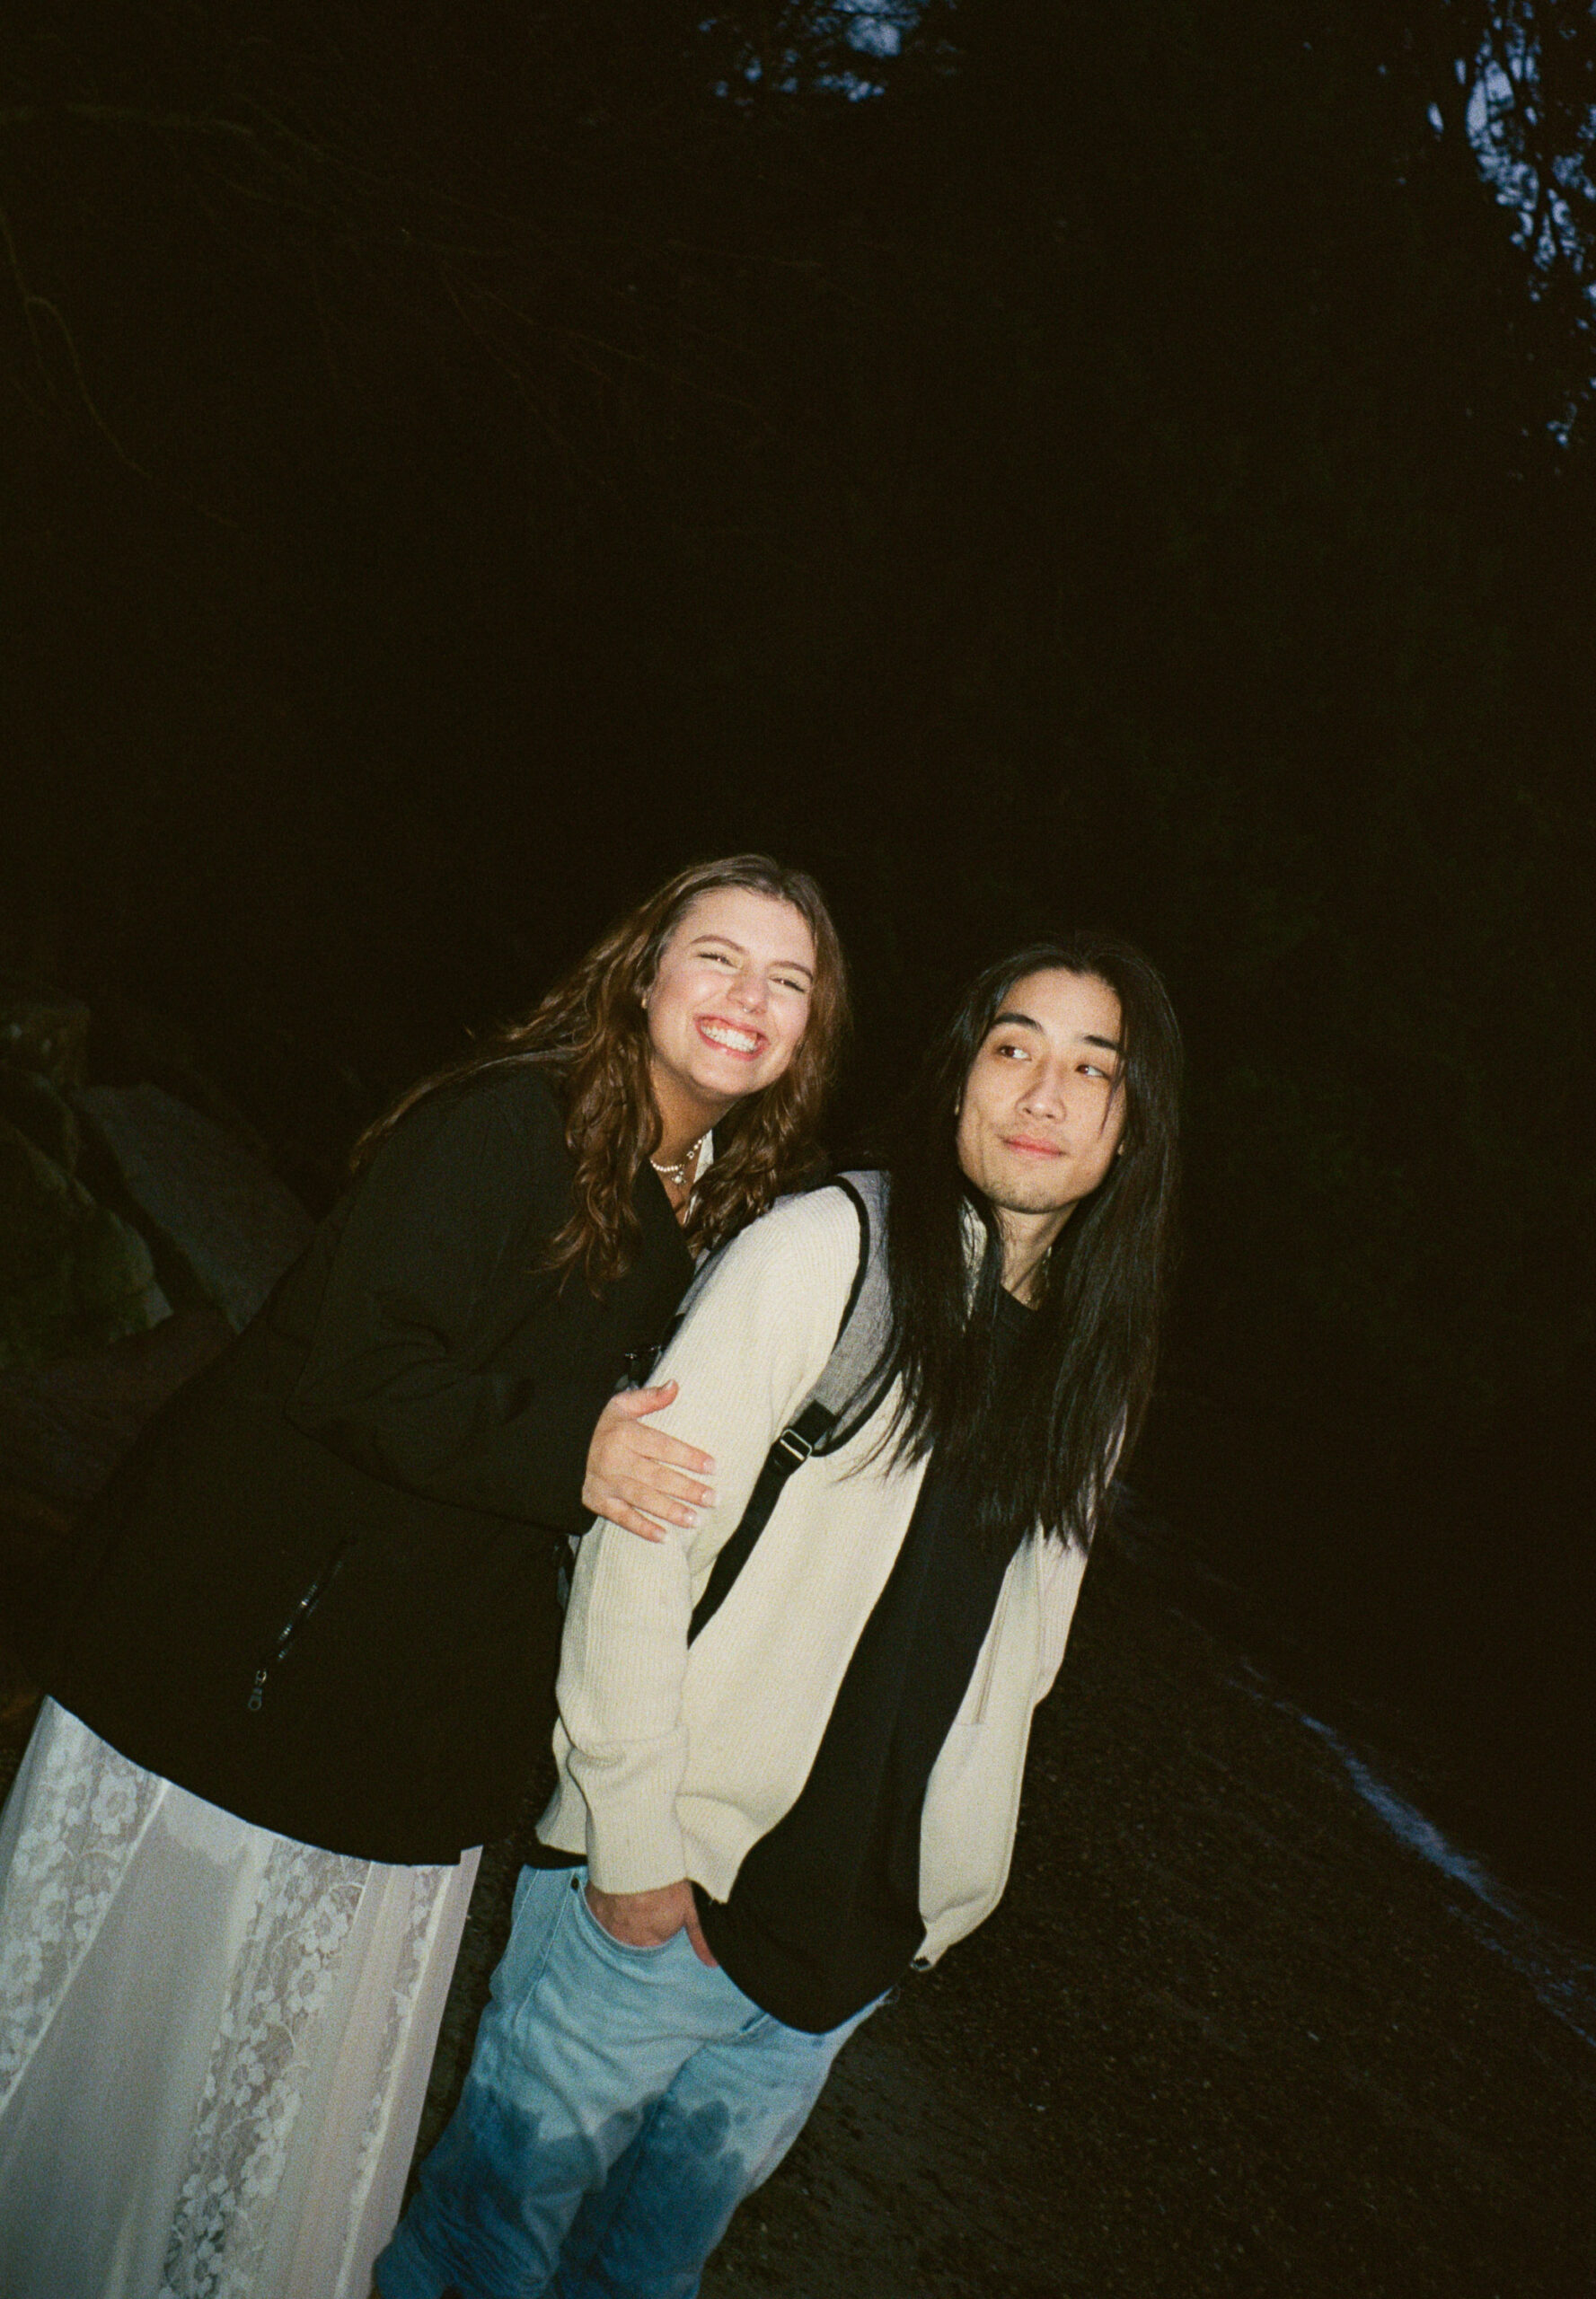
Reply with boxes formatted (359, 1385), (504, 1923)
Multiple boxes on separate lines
(649, 1132), (707, 1193)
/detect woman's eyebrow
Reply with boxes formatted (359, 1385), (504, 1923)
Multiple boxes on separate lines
(690, 934), (814, 980)
(989, 1009), (1043, 1034)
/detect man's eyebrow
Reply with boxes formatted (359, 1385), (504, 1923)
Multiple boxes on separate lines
(989, 1010), (1123, 1056)
(690, 933), (814, 979)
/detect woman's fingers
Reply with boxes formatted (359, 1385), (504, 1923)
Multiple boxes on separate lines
(592, 1496), (668, 1544)
(609, 1428), (716, 1489)
(596, 1426), (715, 1504)
(582, 1470), (707, 1537)
(616, 1472), (705, 1527)
(583, 1387), (717, 1542)
(587, 1449), (713, 1511)
(644, 1430), (716, 1475)
(630, 1462), (714, 1509)
(608, 1378), (677, 1417)
(610, 1383), (715, 1474)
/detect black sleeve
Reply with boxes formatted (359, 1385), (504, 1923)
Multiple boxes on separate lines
(284, 1073), (611, 1530)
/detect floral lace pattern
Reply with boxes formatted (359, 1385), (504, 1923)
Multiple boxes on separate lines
(158, 1838), (451, 2299)
(0, 1704), (462, 2299)
(338, 1860), (454, 2290)
(159, 1839), (366, 2298)
(0, 1703), (164, 2112)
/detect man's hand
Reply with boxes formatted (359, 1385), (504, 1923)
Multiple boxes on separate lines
(586, 1879), (719, 1968)
(583, 1381), (717, 1543)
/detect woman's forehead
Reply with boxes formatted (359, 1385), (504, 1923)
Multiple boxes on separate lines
(670, 885), (816, 963)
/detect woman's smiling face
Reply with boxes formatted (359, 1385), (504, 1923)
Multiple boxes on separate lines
(643, 885), (817, 1136)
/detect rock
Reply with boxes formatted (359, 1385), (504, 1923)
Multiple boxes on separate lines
(0, 1303), (234, 1689)
(0, 996), (92, 1088)
(0, 1484), (69, 1704)
(0, 1119), (171, 1370)
(0, 1068), (81, 1173)
(0, 1300), (233, 1511)
(74, 1202), (162, 1318)
(73, 1083), (313, 1332)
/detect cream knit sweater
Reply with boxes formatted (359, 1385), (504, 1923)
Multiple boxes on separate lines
(538, 1183), (1092, 1967)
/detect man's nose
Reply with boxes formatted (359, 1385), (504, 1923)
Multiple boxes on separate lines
(1018, 1064), (1067, 1115)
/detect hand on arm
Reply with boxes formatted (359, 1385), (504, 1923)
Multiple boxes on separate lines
(561, 1191), (867, 1892)
(582, 1381), (717, 1543)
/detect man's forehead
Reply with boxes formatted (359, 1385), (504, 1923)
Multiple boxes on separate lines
(989, 969), (1123, 1049)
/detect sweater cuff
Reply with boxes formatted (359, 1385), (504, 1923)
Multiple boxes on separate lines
(564, 1733), (691, 1892)
(584, 1807), (689, 1895)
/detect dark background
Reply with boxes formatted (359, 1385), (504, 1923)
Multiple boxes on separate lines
(4, 3), (1592, 1920)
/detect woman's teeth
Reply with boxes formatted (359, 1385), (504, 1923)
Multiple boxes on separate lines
(700, 1019), (761, 1053)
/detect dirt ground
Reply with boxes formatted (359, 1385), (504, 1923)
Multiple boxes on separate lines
(416, 1530), (1596, 2299)
(4, 1525), (1590, 2297)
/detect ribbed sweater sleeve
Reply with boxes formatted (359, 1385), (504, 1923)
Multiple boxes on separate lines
(557, 1189), (861, 1892)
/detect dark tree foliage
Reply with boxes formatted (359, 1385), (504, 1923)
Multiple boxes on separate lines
(3, 0), (1593, 1889)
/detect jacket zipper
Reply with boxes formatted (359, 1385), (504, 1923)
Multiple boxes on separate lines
(246, 1543), (352, 1713)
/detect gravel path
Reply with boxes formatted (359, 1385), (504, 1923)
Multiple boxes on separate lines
(5, 1529), (1589, 2296)
(420, 1533), (1596, 2298)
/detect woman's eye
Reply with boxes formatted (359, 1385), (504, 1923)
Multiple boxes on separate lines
(773, 976), (809, 995)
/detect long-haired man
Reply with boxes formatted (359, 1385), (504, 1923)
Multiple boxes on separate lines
(378, 934), (1183, 2299)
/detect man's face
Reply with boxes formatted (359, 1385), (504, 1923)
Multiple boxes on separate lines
(956, 969), (1125, 1228)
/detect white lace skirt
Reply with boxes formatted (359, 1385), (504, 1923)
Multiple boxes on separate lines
(0, 1699), (479, 2299)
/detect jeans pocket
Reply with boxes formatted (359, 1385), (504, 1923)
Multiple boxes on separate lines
(570, 1876), (686, 1964)
(488, 1863), (573, 2010)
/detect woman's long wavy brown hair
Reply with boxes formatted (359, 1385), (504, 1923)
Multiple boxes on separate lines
(351, 857), (849, 1290)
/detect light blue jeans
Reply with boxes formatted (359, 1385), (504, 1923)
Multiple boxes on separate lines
(375, 1863), (880, 2299)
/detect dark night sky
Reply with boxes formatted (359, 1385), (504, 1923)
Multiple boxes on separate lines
(4, 0), (1593, 1907)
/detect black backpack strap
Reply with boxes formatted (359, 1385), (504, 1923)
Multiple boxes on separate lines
(687, 1173), (889, 1646)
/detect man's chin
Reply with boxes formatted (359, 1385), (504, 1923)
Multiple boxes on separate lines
(988, 1181), (1079, 1219)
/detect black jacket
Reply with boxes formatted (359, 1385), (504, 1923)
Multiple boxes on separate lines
(48, 1066), (694, 1863)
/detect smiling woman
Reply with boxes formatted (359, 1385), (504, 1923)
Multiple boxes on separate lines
(640, 885), (820, 1207)
(0, 857), (848, 2299)
(355, 860), (848, 1312)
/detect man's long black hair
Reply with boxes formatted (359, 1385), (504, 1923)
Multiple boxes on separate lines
(873, 935), (1182, 1557)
